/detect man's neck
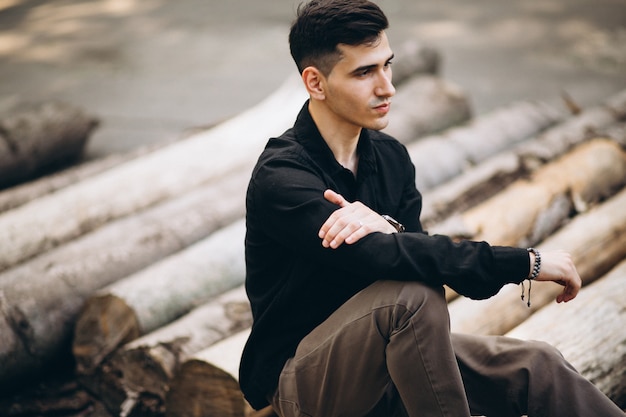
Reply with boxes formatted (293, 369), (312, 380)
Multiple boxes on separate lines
(308, 100), (361, 174)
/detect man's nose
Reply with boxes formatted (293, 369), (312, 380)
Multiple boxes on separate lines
(375, 70), (395, 97)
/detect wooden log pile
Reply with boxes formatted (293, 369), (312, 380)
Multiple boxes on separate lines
(1, 40), (625, 416)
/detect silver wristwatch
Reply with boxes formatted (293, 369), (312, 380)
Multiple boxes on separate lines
(382, 214), (405, 233)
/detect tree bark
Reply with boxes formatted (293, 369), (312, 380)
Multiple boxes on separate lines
(406, 99), (564, 192)
(89, 285), (252, 416)
(0, 100), (99, 189)
(72, 220), (246, 375)
(164, 329), (251, 417)
(0, 139), (175, 214)
(506, 259), (626, 409)
(383, 75), (472, 144)
(515, 89), (626, 166)
(432, 139), (626, 247)
(448, 185), (626, 336)
(0, 170), (247, 389)
(419, 89), (626, 227)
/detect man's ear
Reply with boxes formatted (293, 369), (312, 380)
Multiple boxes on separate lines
(301, 66), (326, 100)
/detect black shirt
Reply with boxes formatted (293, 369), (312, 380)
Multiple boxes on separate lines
(239, 101), (529, 409)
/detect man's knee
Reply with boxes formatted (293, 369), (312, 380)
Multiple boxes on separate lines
(365, 280), (449, 333)
(365, 280), (445, 306)
(524, 339), (571, 374)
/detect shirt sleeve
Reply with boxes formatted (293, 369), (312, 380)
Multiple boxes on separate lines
(393, 143), (425, 233)
(248, 149), (529, 300)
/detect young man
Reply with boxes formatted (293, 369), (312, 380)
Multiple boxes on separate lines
(239, 1), (625, 416)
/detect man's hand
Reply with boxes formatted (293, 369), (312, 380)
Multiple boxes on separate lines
(319, 189), (396, 249)
(531, 250), (582, 303)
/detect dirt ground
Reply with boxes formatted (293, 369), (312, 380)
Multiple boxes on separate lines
(1, 0), (625, 160)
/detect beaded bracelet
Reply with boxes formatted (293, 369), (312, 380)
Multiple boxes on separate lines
(527, 247), (541, 280)
(521, 248), (541, 307)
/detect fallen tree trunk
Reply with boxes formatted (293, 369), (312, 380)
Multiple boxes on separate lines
(85, 285), (252, 416)
(383, 75), (472, 144)
(419, 92), (626, 227)
(515, 89), (626, 166)
(164, 329), (251, 417)
(406, 100), (564, 192)
(72, 219), (246, 375)
(0, 169), (247, 389)
(0, 99), (99, 189)
(433, 139), (626, 247)
(0, 139), (175, 214)
(448, 185), (626, 336)
(507, 259), (626, 408)
(164, 330), (279, 417)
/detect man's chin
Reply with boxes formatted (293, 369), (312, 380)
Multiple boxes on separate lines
(368, 118), (390, 131)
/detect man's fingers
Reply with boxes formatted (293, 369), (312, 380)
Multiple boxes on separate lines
(319, 190), (351, 241)
(321, 218), (363, 248)
(322, 223), (365, 249)
(556, 281), (579, 303)
(324, 189), (348, 207)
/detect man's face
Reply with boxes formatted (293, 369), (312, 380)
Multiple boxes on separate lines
(322, 31), (396, 132)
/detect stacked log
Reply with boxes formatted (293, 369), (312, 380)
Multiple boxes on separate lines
(420, 90), (626, 227)
(164, 329), (251, 417)
(72, 220), (246, 376)
(0, 172), (247, 389)
(383, 75), (472, 143)
(0, 139), (175, 213)
(81, 285), (251, 416)
(436, 137), (626, 301)
(433, 139), (626, 247)
(0, 99), (99, 189)
(406, 99), (565, 192)
(389, 40), (440, 84)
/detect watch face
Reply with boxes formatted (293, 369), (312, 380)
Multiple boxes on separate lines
(383, 215), (405, 233)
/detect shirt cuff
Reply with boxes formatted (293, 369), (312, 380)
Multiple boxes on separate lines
(492, 246), (531, 285)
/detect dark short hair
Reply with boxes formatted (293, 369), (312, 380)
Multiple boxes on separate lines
(289, 0), (389, 76)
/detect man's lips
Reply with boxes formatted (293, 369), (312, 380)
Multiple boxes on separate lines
(374, 102), (391, 114)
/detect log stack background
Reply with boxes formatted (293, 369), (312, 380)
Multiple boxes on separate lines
(0, 40), (625, 417)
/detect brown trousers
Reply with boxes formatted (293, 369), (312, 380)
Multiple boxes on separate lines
(270, 280), (623, 417)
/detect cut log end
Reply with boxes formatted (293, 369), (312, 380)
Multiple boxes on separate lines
(72, 294), (141, 375)
(165, 360), (245, 417)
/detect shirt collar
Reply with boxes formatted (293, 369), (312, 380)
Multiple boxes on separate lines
(293, 100), (378, 178)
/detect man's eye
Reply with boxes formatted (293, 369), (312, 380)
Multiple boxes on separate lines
(385, 61), (393, 67)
